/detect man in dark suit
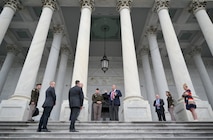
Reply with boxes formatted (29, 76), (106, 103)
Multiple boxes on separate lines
(109, 85), (122, 121)
(37, 81), (56, 132)
(68, 80), (84, 132)
(153, 94), (166, 121)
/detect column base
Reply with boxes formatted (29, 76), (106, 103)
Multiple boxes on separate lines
(0, 99), (29, 121)
(175, 99), (213, 121)
(59, 98), (89, 122)
(122, 96), (152, 122)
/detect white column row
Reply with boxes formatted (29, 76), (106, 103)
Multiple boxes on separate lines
(37, 25), (63, 110)
(140, 48), (157, 121)
(51, 46), (70, 120)
(191, 48), (213, 108)
(152, 0), (213, 121)
(0, 45), (19, 94)
(0, 0), (21, 46)
(190, 0), (213, 56)
(0, 0), (57, 121)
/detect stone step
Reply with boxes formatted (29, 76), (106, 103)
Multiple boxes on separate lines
(0, 121), (213, 140)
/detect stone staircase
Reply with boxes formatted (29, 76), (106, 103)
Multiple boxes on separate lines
(0, 121), (213, 140)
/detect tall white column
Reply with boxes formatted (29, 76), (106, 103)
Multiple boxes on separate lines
(70, 0), (94, 121)
(0, 0), (21, 46)
(154, 0), (213, 121)
(37, 25), (63, 110)
(117, 0), (151, 121)
(0, 0), (56, 121)
(141, 48), (157, 121)
(51, 46), (70, 120)
(147, 26), (169, 102)
(190, 0), (213, 56)
(153, 0), (196, 97)
(0, 45), (19, 95)
(191, 48), (213, 108)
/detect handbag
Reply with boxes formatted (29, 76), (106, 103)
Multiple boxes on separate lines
(32, 108), (39, 117)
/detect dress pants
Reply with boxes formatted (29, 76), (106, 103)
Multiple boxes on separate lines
(109, 104), (119, 121)
(28, 104), (36, 120)
(69, 107), (80, 130)
(156, 109), (166, 121)
(38, 106), (53, 130)
(93, 103), (102, 121)
(168, 107), (176, 121)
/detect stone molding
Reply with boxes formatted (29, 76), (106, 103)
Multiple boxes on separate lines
(189, 0), (207, 14)
(42, 0), (57, 11)
(116, 0), (132, 12)
(79, 0), (95, 10)
(53, 25), (64, 34)
(146, 26), (158, 35)
(153, 0), (170, 13)
(60, 45), (70, 56)
(140, 48), (150, 56)
(6, 45), (19, 55)
(3, 0), (22, 11)
(189, 47), (202, 56)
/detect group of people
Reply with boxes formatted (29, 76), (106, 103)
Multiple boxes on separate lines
(27, 80), (84, 132)
(92, 85), (122, 121)
(153, 83), (198, 121)
(27, 81), (197, 132)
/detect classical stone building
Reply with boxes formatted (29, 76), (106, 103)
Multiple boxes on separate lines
(0, 0), (213, 122)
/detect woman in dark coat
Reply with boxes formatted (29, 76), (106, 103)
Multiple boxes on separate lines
(166, 91), (176, 121)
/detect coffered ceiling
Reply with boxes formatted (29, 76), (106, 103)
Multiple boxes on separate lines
(0, 0), (213, 65)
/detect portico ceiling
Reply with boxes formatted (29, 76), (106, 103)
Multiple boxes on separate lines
(0, 0), (213, 65)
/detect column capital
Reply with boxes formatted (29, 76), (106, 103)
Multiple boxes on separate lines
(153, 0), (170, 13)
(6, 45), (19, 55)
(42, 0), (57, 11)
(3, 0), (22, 11)
(61, 45), (70, 55)
(79, 0), (95, 10)
(146, 26), (158, 35)
(53, 25), (64, 34)
(189, 0), (207, 14)
(140, 48), (150, 56)
(116, 0), (132, 12)
(189, 47), (202, 56)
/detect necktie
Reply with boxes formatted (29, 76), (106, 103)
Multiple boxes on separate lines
(111, 91), (115, 100)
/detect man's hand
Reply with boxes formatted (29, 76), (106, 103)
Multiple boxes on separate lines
(80, 106), (83, 110)
(97, 101), (102, 104)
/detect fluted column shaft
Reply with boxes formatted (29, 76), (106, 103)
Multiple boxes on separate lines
(147, 27), (169, 103)
(192, 48), (213, 108)
(0, 45), (18, 95)
(190, 0), (213, 55)
(71, 0), (94, 96)
(37, 25), (63, 109)
(141, 49), (156, 121)
(51, 47), (69, 120)
(11, 0), (56, 100)
(117, 0), (142, 98)
(0, 0), (21, 46)
(154, 0), (197, 97)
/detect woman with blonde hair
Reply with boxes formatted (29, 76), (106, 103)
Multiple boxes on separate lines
(166, 91), (176, 121)
(182, 83), (198, 120)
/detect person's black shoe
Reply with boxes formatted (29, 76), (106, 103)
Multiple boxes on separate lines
(69, 129), (79, 132)
(41, 129), (51, 132)
(37, 129), (41, 132)
(28, 119), (35, 122)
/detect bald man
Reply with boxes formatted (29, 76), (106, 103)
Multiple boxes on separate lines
(153, 94), (166, 121)
(37, 81), (56, 132)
